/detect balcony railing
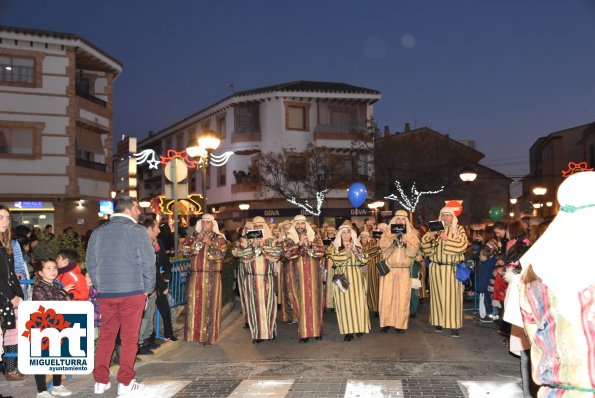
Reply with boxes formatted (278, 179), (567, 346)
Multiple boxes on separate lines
(314, 124), (368, 133)
(76, 89), (107, 107)
(76, 157), (107, 171)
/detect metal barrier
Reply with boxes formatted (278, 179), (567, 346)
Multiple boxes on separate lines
(155, 258), (190, 339)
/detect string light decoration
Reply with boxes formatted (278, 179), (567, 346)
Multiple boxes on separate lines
(158, 193), (203, 215)
(287, 190), (328, 216)
(133, 149), (160, 169)
(384, 181), (444, 212)
(562, 161), (593, 177)
(133, 149), (234, 169)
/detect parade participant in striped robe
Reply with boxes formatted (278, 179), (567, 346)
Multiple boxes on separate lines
(378, 210), (420, 333)
(183, 213), (228, 344)
(233, 221), (253, 329)
(326, 222), (370, 341)
(366, 223), (387, 314)
(233, 216), (281, 343)
(277, 220), (297, 323)
(283, 215), (325, 343)
(421, 207), (468, 337)
(323, 226), (337, 310)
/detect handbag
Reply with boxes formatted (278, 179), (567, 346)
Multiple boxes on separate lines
(332, 273), (350, 292)
(376, 260), (390, 277)
(455, 261), (472, 283)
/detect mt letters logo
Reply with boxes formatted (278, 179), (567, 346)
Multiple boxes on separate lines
(18, 301), (94, 374)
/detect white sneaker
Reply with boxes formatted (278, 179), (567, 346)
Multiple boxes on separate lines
(37, 392), (53, 398)
(94, 382), (111, 394)
(50, 385), (73, 396)
(118, 379), (145, 396)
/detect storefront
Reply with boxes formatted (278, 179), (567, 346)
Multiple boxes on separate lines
(2, 201), (55, 229)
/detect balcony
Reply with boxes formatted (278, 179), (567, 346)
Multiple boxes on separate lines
(76, 89), (107, 107)
(314, 124), (371, 141)
(76, 157), (107, 172)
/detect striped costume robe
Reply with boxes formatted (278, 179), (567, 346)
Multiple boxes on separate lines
(378, 234), (419, 329)
(185, 232), (228, 344)
(232, 240), (249, 326)
(327, 245), (370, 335)
(363, 239), (381, 312)
(421, 225), (467, 329)
(283, 236), (325, 339)
(234, 239), (281, 340)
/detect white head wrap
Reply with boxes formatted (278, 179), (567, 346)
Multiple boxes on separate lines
(196, 213), (224, 238)
(287, 215), (316, 243)
(520, 171), (595, 323)
(389, 210), (420, 246)
(439, 207), (460, 238)
(252, 216), (272, 239)
(333, 223), (362, 249)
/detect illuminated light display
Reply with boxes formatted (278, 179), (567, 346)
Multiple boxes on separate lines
(562, 161), (593, 177)
(384, 181), (444, 212)
(287, 190), (328, 216)
(158, 193), (203, 215)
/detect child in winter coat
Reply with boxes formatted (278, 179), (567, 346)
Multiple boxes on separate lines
(476, 246), (498, 322)
(32, 259), (75, 398)
(56, 249), (89, 301)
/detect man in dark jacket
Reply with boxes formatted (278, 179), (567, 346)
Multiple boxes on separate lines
(86, 196), (155, 395)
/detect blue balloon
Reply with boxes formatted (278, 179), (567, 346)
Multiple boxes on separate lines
(348, 182), (368, 208)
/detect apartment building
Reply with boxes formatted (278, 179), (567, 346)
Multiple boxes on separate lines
(0, 25), (122, 234)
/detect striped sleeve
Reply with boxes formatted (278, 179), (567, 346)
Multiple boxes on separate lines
(443, 225), (468, 255)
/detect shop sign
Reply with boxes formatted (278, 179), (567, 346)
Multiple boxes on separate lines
(14, 201), (44, 209)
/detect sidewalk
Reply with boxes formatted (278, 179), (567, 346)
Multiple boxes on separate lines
(0, 302), (234, 398)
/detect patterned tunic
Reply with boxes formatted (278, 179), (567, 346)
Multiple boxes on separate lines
(421, 225), (467, 329)
(327, 245), (370, 335)
(283, 237), (325, 339)
(363, 240), (381, 312)
(521, 279), (595, 397)
(185, 233), (228, 344)
(234, 239), (281, 340)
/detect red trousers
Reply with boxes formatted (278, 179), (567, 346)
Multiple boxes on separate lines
(94, 294), (146, 385)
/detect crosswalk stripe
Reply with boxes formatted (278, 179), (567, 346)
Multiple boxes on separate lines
(228, 379), (294, 397)
(134, 378), (191, 398)
(458, 380), (524, 398)
(345, 380), (404, 398)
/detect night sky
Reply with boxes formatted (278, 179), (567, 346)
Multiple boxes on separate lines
(2, 0), (595, 181)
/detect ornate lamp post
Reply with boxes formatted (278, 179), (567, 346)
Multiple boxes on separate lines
(186, 130), (221, 212)
(459, 167), (477, 228)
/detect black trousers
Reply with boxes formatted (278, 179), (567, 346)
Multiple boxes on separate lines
(35, 374), (61, 393)
(156, 293), (174, 338)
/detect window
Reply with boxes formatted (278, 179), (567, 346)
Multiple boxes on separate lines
(285, 102), (310, 131)
(217, 116), (226, 139)
(286, 154), (307, 181)
(217, 164), (226, 187)
(0, 56), (34, 84)
(0, 126), (34, 156)
(234, 104), (260, 134)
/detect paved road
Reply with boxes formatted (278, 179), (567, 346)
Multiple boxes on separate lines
(2, 298), (525, 397)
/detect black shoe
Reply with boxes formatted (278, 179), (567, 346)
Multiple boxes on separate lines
(298, 338), (309, 343)
(344, 334), (354, 341)
(374, 311), (379, 318)
(434, 326), (444, 333)
(451, 329), (460, 338)
(147, 340), (160, 350)
(137, 345), (154, 355)
(314, 335), (322, 340)
(355, 333), (363, 338)
(164, 335), (178, 342)
(381, 326), (390, 333)
(479, 316), (494, 323)
(252, 339), (263, 344)
(395, 328), (405, 334)
(243, 323), (249, 329)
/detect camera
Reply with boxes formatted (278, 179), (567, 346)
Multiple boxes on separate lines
(391, 223), (407, 234)
(372, 231), (382, 239)
(245, 229), (264, 239)
(427, 220), (445, 232)
(322, 239), (332, 246)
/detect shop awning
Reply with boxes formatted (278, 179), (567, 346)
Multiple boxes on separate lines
(75, 126), (105, 155)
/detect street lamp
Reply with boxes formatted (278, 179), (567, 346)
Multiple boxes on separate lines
(532, 186), (547, 216)
(459, 167), (477, 228)
(239, 203), (250, 224)
(186, 129), (221, 213)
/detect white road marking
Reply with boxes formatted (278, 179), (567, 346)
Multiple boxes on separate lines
(344, 380), (404, 397)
